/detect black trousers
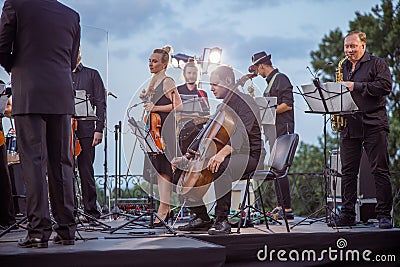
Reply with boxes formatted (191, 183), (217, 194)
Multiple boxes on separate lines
(189, 154), (258, 220)
(340, 126), (393, 218)
(77, 137), (100, 218)
(0, 144), (15, 226)
(15, 114), (76, 240)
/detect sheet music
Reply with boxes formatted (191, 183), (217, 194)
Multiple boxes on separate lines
(74, 90), (97, 118)
(301, 82), (358, 113)
(128, 118), (163, 154)
(180, 94), (204, 113)
(255, 96), (277, 125)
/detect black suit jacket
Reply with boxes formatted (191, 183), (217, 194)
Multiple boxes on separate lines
(0, 0), (80, 115)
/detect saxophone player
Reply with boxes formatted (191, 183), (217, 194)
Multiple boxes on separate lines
(328, 30), (393, 229)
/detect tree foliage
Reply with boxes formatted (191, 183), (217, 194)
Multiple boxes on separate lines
(291, 129), (339, 173)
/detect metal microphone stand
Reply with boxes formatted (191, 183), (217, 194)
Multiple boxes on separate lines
(109, 117), (175, 234)
(101, 121), (126, 220)
(101, 90), (118, 214)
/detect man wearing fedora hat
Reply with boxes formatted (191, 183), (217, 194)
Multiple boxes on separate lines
(250, 51), (295, 220)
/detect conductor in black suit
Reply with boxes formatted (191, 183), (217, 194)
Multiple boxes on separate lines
(0, 0), (80, 248)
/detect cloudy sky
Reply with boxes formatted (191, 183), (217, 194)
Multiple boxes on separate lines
(0, 0), (382, 175)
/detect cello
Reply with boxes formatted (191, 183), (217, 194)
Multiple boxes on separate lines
(176, 73), (256, 201)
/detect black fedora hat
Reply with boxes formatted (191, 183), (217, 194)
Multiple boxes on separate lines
(251, 51), (271, 65)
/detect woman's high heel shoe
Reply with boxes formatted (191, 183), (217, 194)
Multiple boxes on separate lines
(153, 211), (171, 227)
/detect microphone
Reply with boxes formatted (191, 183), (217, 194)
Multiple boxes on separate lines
(107, 91), (117, 98)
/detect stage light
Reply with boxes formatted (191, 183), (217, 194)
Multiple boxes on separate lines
(171, 57), (179, 68)
(208, 47), (222, 64)
(179, 59), (186, 69)
(200, 47), (223, 74)
(171, 53), (194, 69)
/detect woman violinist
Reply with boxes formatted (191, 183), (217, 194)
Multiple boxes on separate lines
(140, 45), (182, 226)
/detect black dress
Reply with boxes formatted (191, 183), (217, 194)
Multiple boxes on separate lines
(143, 77), (176, 182)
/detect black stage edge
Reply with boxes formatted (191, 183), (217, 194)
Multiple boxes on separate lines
(0, 235), (225, 267)
(1, 226), (399, 266)
(194, 230), (400, 266)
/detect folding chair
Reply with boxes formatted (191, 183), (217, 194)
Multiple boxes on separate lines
(240, 133), (299, 233)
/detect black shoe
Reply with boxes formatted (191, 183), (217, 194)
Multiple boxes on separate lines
(18, 236), (48, 248)
(177, 217), (214, 231)
(327, 213), (356, 227)
(208, 219), (231, 235)
(378, 217), (393, 229)
(153, 211), (171, 228)
(52, 235), (75, 245)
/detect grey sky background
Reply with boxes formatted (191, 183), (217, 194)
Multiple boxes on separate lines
(0, 0), (381, 175)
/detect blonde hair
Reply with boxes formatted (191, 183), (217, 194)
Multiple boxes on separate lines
(153, 45), (173, 64)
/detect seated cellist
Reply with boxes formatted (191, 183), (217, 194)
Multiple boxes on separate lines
(172, 65), (264, 235)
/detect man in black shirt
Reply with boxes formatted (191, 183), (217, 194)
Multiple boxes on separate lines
(173, 65), (263, 235)
(249, 51), (295, 220)
(328, 30), (393, 229)
(177, 60), (209, 112)
(72, 52), (106, 220)
(177, 60), (209, 155)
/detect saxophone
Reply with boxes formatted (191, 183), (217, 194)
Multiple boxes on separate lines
(331, 56), (348, 132)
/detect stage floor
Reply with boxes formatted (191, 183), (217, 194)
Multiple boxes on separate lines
(0, 216), (399, 267)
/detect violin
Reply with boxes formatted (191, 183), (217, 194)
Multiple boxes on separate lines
(142, 78), (165, 151)
(70, 118), (82, 157)
(144, 112), (164, 151)
(176, 73), (256, 201)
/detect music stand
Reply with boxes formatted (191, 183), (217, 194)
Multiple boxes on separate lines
(180, 95), (204, 114)
(74, 90), (98, 121)
(109, 117), (176, 234)
(176, 95), (209, 155)
(255, 96), (277, 126)
(291, 79), (358, 229)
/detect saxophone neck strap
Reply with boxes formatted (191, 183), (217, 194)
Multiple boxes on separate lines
(264, 72), (279, 95)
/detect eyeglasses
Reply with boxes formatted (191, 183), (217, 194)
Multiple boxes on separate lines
(344, 44), (362, 49)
